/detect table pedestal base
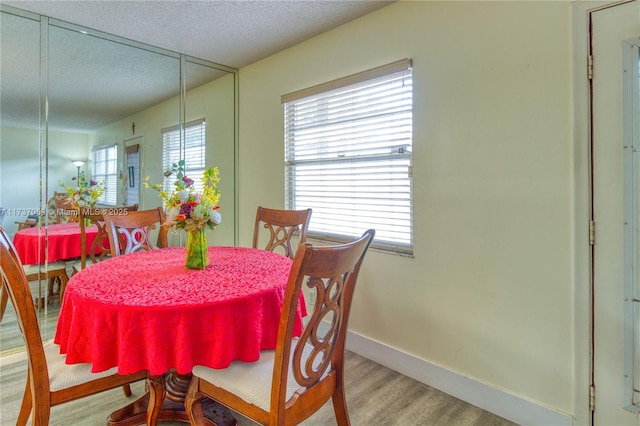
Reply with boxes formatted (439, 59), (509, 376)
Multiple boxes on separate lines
(107, 371), (238, 426)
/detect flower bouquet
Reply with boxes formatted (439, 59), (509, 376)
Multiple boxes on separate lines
(60, 172), (105, 208)
(59, 172), (105, 224)
(145, 160), (221, 269)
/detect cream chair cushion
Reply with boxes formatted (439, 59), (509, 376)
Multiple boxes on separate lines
(44, 340), (125, 392)
(192, 340), (325, 412)
(72, 259), (94, 274)
(22, 261), (68, 276)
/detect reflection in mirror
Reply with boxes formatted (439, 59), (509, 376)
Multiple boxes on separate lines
(48, 21), (182, 209)
(0, 6), (237, 354)
(0, 10), (48, 354)
(185, 58), (237, 247)
(124, 138), (142, 206)
(622, 38), (640, 408)
(0, 10), (41, 235)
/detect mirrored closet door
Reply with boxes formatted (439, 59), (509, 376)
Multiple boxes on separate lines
(0, 5), (238, 353)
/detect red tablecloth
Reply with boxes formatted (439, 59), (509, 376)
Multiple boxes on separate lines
(12, 222), (99, 265)
(55, 246), (306, 376)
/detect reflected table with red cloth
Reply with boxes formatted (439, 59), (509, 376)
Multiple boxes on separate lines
(54, 246), (305, 426)
(12, 222), (99, 265)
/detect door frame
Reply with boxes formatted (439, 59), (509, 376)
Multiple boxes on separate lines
(572, 2), (639, 425)
(585, 1), (639, 424)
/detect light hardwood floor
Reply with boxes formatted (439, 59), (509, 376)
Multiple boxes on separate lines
(0, 287), (518, 426)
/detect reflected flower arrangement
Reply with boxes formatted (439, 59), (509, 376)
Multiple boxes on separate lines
(60, 172), (105, 208)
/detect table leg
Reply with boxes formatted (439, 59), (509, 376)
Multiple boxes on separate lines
(107, 370), (238, 426)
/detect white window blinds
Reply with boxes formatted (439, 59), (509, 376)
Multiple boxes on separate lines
(161, 119), (206, 193)
(283, 59), (413, 254)
(91, 145), (117, 206)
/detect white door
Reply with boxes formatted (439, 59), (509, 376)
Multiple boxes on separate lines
(123, 136), (142, 207)
(592, 1), (640, 424)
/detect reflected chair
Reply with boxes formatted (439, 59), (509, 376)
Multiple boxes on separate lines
(71, 204), (139, 274)
(186, 229), (375, 426)
(9, 218), (70, 308)
(0, 226), (147, 426)
(0, 262), (69, 322)
(252, 206), (312, 259)
(23, 262), (69, 308)
(53, 196), (78, 223)
(46, 192), (68, 224)
(103, 207), (168, 256)
(15, 215), (38, 231)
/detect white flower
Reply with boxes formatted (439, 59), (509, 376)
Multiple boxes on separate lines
(178, 189), (190, 202)
(165, 206), (181, 224)
(210, 210), (222, 225)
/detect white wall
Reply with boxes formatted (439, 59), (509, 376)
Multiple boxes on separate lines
(238, 1), (577, 423)
(0, 126), (88, 235)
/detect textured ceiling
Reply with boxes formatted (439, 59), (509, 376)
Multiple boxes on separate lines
(0, 0), (393, 132)
(2, 0), (394, 68)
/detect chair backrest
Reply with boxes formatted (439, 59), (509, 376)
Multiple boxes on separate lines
(78, 204), (139, 269)
(16, 216), (38, 230)
(252, 206), (312, 259)
(270, 229), (374, 417)
(47, 192), (67, 223)
(54, 196), (78, 223)
(103, 207), (168, 256)
(0, 227), (51, 398)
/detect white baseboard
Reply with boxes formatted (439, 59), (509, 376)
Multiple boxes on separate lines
(344, 329), (574, 426)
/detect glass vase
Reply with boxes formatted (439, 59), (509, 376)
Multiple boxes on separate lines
(185, 228), (209, 270)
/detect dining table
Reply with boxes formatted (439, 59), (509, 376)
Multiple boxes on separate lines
(54, 245), (306, 426)
(12, 221), (99, 265)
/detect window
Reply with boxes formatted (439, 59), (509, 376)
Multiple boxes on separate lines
(282, 59), (413, 254)
(161, 119), (206, 194)
(91, 145), (117, 206)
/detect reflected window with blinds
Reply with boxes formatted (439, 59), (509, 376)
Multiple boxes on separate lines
(282, 59), (413, 255)
(161, 119), (206, 195)
(91, 145), (117, 206)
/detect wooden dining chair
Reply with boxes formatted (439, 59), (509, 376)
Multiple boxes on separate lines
(71, 204), (139, 274)
(253, 206), (312, 259)
(0, 264), (69, 322)
(54, 196), (78, 223)
(0, 282), (8, 322)
(186, 229), (375, 426)
(3, 224), (71, 313)
(0, 227), (148, 426)
(23, 262), (70, 307)
(103, 207), (168, 256)
(15, 216), (38, 230)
